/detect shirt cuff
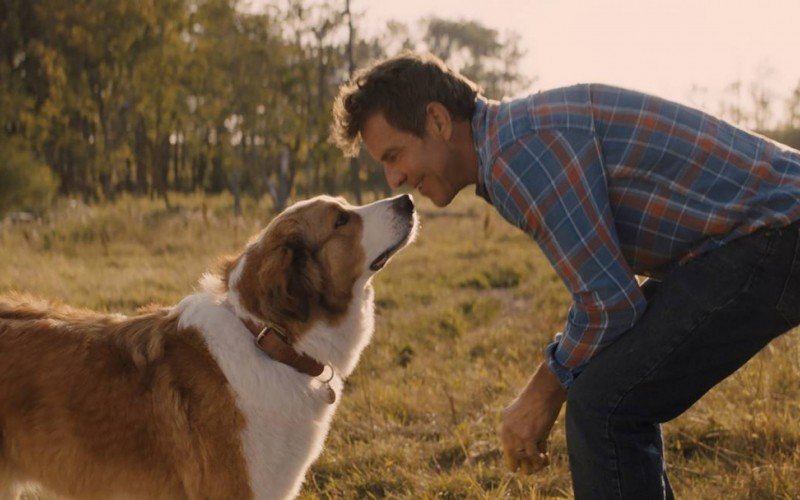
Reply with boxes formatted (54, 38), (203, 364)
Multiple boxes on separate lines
(544, 334), (580, 390)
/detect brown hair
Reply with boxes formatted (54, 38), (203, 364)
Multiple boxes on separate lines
(331, 51), (481, 157)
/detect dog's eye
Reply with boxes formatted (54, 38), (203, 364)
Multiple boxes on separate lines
(335, 211), (349, 228)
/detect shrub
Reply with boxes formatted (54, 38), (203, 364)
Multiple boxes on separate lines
(0, 138), (58, 217)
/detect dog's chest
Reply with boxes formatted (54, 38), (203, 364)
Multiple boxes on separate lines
(176, 294), (345, 498)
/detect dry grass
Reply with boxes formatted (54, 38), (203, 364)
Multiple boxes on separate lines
(1, 192), (799, 499)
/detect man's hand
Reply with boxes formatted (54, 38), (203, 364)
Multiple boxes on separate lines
(500, 362), (567, 474)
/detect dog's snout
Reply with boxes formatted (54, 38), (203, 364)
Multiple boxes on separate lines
(392, 194), (414, 215)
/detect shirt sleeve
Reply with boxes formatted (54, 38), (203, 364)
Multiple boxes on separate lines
(487, 129), (647, 389)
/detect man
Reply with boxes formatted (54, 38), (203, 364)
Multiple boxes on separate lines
(331, 52), (800, 498)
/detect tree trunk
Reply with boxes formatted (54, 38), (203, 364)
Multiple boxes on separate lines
(230, 169), (242, 216)
(179, 133), (187, 191)
(135, 117), (150, 194)
(345, 0), (361, 203)
(172, 134), (179, 190)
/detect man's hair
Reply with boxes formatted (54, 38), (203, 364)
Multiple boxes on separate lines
(331, 52), (481, 157)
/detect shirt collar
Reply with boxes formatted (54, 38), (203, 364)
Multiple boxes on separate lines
(471, 95), (495, 205)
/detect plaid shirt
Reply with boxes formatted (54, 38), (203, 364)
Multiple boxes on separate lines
(472, 84), (800, 388)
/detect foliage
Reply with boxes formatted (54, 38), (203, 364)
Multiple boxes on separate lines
(424, 17), (532, 99)
(0, 138), (57, 216)
(0, 1), (534, 210)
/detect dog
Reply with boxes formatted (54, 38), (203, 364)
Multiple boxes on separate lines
(0, 194), (418, 499)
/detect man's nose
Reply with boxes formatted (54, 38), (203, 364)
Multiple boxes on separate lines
(384, 164), (406, 189)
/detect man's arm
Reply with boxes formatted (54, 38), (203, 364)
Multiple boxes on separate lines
(487, 129), (647, 471)
(500, 362), (566, 473)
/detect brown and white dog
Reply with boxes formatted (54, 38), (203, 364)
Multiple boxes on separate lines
(0, 194), (418, 500)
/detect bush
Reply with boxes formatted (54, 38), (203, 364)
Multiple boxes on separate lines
(0, 138), (58, 216)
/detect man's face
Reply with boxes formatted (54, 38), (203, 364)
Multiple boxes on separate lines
(361, 111), (465, 207)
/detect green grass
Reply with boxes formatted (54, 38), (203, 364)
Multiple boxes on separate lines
(2, 192), (799, 498)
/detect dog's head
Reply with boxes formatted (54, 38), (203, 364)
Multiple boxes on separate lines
(222, 194), (417, 337)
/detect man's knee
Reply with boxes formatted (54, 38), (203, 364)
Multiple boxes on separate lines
(565, 373), (616, 437)
(565, 369), (652, 435)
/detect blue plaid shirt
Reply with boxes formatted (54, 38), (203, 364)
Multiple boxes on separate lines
(472, 84), (800, 388)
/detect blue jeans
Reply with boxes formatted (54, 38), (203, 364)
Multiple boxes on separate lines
(566, 220), (800, 499)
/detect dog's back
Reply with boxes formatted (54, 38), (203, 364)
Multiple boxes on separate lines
(0, 294), (252, 499)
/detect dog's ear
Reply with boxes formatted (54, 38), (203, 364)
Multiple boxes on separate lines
(217, 254), (240, 291)
(254, 230), (319, 328)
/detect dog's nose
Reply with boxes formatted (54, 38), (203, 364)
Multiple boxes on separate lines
(392, 194), (415, 214)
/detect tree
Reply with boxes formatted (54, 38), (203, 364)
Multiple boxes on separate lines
(1, 1), (536, 209)
(787, 81), (800, 130)
(718, 80), (744, 126)
(0, 137), (57, 216)
(423, 17), (531, 99)
(749, 64), (776, 131)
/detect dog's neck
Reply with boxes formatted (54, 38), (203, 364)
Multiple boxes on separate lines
(220, 278), (326, 377)
(207, 270), (376, 380)
(237, 316), (326, 379)
(221, 299), (338, 404)
(289, 280), (375, 379)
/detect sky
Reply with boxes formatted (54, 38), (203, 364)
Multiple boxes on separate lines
(353, 0), (800, 125)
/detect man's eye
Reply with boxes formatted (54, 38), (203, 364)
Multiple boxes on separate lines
(335, 211), (349, 228)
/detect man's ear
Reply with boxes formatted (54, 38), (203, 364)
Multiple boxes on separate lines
(425, 102), (453, 140)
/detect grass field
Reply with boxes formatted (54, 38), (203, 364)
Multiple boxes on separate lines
(1, 192), (799, 499)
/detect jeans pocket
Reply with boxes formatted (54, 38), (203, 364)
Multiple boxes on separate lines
(776, 226), (800, 326)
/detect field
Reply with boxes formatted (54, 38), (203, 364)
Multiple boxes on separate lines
(1, 192), (799, 499)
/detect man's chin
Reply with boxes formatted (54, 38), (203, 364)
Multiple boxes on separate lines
(432, 186), (464, 207)
(419, 183), (458, 207)
(429, 192), (455, 207)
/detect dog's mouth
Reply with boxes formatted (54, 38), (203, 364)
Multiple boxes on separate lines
(369, 227), (414, 272)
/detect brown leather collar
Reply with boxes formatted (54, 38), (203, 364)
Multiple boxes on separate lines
(239, 317), (326, 378)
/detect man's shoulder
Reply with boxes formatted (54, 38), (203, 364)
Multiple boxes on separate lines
(489, 84), (595, 143)
(524, 83), (656, 117)
(527, 83), (594, 105)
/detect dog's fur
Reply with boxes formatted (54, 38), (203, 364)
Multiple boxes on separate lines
(0, 194), (417, 499)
